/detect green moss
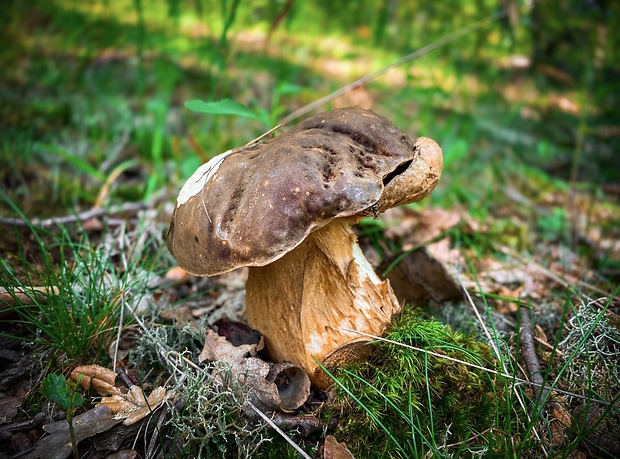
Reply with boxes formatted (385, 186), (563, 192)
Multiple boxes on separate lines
(327, 308), (509, 458)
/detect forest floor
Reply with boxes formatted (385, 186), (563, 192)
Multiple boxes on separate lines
(1, 2), (620, 458)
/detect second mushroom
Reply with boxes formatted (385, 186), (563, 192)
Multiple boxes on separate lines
(167, 107), (443, 387)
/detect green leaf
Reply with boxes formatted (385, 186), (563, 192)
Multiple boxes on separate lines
(54, 146), (106, 181)
(276, 82), (302, 95)
(42, 373), (85, 410)
(184, 99), (258, 119)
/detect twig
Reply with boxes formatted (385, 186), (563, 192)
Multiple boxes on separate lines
(0, 286), (60, 307)
(244, 410), (323, 437)
(519, 306), (550, 406)
(0, 412), (47, 434)
(534, 335), (564, 357)
(116, 367), (135, 389)
(0, 202), (148, 228)
(164, 350), (202, 372)
(246, 401), (313, 459)
(264, 0), (295, 45)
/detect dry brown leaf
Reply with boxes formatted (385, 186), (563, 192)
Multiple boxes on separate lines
(382, 207), (463, 249)
(549, 402), (572, 447)
(495, 285), (522, 315)
(551, 402), (572, 428)
(199, 328), (257, 363)
(98, 385), (168, 426)
(426, 237), (463, 267)
(324, 435), (356, 459)
(200, 329), (310, 412)
(71, 365), (121, 396)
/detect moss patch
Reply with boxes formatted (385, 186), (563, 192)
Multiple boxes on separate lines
(327, 308), (509, 458)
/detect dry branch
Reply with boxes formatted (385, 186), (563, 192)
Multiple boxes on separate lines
(0, 202), (148, 228)
(519, 306), (550, 406)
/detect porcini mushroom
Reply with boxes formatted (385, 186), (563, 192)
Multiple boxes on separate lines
(167, 107), (443, 387)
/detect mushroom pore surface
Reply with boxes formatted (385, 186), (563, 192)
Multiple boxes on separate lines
(167, 107), (441, 276)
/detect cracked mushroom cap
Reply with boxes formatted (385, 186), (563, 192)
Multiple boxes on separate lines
(167, 107), (442, 276)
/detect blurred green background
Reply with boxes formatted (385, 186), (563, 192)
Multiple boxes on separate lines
(1, 0), (618, 216)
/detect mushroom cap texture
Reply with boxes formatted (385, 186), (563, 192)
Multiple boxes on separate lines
(167, 107), (442, 276)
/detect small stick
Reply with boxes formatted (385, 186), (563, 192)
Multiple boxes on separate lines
(0, 202), (148, 228)
(519, 306), (550, 406)
(0, 412), (47, 434)
(534, 336), (564, 357)
(246, 401), (312, 459)
(0, 286), (60, 307)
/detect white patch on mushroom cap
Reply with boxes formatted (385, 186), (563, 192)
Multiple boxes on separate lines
(176, 149), (233, 207)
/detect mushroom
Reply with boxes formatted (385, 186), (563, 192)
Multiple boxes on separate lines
(167, 107), (443, 387)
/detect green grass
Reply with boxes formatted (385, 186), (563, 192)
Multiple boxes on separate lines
(0, 194), (166, 364)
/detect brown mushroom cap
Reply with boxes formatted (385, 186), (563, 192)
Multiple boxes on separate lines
(167, 107), (442, 276)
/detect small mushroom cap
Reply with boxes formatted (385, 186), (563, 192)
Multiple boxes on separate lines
(167, 107), (442, 276)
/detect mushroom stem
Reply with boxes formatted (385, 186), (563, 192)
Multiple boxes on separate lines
(245, 219), (400, 388)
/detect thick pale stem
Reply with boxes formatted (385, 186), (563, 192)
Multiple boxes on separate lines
(245, 219), (401, 388)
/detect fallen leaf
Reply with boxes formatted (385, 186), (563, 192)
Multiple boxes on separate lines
(98, 386), (168, 426)
(200, 329), (310, 412)
(324, 435), (356, 459)
(0, 286), (60, 307)
(495, 285), (522, 315)
(382, 207), (463, 249)
(71, 365), (120, 396)
(199, 328), (257, 363)
(213, 318), (263, 348)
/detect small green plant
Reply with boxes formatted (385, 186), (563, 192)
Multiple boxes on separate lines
(185, 98), (261, 121)
(185, 97), (273, 131)
(41, 373), (86, 459)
